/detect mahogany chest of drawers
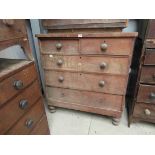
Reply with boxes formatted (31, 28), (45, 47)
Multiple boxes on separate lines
(37, 32), (137, 125)
(128, 20), (155, 125)
(0, 60), (50, 135)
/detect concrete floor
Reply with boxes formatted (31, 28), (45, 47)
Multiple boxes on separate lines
(46, 107), (155, 135)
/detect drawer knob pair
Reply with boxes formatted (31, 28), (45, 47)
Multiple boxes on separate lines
(150, 92), (155, 99)
(101, 43), (108, 51)
(13, 80), (24, 90)
(99, 80), (105, 87)
(57, 59), (63, 66)
(144, 109), (151, 116)
(58, 76), (64, 82)
(25, 119), (34, 128)
(100, 62), (107, 69)
(19, 100), (28, 110)
(56, 43), (62, 50)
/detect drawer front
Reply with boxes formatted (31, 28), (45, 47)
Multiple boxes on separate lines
(80, 38), (134, 56)
(7, 99), (44, 135)
(42, 55), (129, 75)
(46, 87), (123, 112)
(0, 80), (41, 134)
(40, 39), (79, 54)
(30, 115), (50, 135)
(0, 64), (37, 107)
(140, 66), (155, 84)
(144, 49), (155, 65)
(137, 84), (155, 104)
(133, 103), (155, 120)
(45, 70), (127, 95)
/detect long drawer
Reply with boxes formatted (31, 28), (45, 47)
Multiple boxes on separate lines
(42, 54), (129, 75)
(0, 80), (41, 134)
(7, 99), (44, 135)
(140, 66), (155, 84)
(0, 63), (37, 107)
(45, 70), (127, 95)
(137, 84), (155, 104)
(133, 103), (155, 121)
(40, 37), (135, 56)
(47, 87), (122, 117)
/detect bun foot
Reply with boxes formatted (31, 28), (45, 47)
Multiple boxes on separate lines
(48, 105), (56, 113)
(112, 117), (120, 126)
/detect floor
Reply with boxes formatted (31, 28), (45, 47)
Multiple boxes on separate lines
(45, 107), (155, 135)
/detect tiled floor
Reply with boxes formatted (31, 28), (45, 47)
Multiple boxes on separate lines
(46, 107), (155, 135)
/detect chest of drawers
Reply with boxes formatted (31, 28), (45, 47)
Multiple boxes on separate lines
(128, 20), (155, 125)
(37, 32), (137, 125)
(0, 60), (50, 134)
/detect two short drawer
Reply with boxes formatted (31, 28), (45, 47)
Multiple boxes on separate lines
(40, 38), (134, 56)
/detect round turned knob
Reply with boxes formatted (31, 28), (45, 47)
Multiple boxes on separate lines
(56, 43), (62, 50)
(100, 62), (107, 69)
(58, 76), (64, 82)
(150, 92), (155, 99)
(25, 119), (34, 128)
(13, 80), (24, 90)
(19, 100), (28, 109)
(57, 59), (63, 66)
(144, 109), (151, 116)
(100, 43), (108, 51)
(99, 80), (105, 87)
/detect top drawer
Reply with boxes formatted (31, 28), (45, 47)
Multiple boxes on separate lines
(0, 63), (37, 107)
(37, 32), (137, 56)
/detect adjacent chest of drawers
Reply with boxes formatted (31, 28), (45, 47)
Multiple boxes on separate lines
(37, 32), (137, 125)
(0, 60), (50, 134)
(129, 20), (155, 125)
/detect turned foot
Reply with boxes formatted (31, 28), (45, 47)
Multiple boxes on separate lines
(112, 117), (121, 126)
(48, 105), (56, 113)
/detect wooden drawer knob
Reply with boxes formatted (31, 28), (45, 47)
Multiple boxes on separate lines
(100, 43), (108, 51)
(99, 80), (105, 87)
(25, 119), (34, 128)
(56, 43), (62, 50)
(19, 100), (28, 109)
(13, 80), (24, 90)
(100, 62), (107, 69)
(150, 92), (155, 99)
(144, 109), (151, 116)
(57, 59), (63, 66)
(58, 76), (64, 82)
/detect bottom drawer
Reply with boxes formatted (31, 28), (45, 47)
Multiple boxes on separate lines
(46, 87), (123, 117)
(7, 99), (44, 135)
(30, 115), (50, 135)
(133, 103), (155, 121)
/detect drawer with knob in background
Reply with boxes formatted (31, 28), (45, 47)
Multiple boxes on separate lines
(41, 54), (129, 75)
(44, 70), (127, 95)
(143, 49), (155, 65)
(140, 66), (155, 84)
(133, 103), (155, 122)
(0, 80), (41, 134)
(6, 99), (45, 135)
(0, 62), (37, 107)
(137, 84), (155, 104)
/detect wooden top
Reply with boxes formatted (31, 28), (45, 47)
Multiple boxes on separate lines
(36, 32), (138, 38)
(42, 19), (128, 30)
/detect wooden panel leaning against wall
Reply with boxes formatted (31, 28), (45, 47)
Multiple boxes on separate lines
(0, 19), (50, 135)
